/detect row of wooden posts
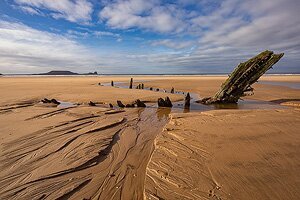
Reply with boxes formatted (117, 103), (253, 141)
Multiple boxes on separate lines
(109, 78), (191, 108)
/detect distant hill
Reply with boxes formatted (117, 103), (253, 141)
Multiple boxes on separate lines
(35, 71), (98, 75)
(36, 71), (79, 75)
(83, 71), (98, 75)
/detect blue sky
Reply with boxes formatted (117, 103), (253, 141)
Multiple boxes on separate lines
(0, 0), (299, 74)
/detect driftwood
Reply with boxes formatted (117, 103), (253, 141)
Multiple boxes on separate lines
(41, 98), (51, 103)
(51, 99), (60, 104)
(136, 99), (146, 107)
(88, 101), (96, 106)
(158, 98), (165, 107)
(41, 98), (60, 105)
(201, 50), (284, 104)
(158, 97), (173, 107)
(129, 78), (133, 89)
(125, 103), (135, 108)
(117, 101), (124, 107)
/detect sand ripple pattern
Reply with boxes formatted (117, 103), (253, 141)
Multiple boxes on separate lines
(0, 105), (167, 200)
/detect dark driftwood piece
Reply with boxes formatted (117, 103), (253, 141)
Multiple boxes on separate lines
(165, 97), (173, 107)
(136, 99), (146, 107)
(201, 50), (284, 104)
(125, 103), (135, 108)
(117, 100), (125, 108)
(158, 97), (173, 107)
(50, 99), (60, 105)
(158, 98), (165, 107)
(41, 98), (51, 103)
(41, 98), (60, 105)
(88, 101), (96, 106)
(129, 78), (133, 89)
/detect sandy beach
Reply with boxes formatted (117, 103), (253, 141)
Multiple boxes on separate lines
(0, 75), (299, 199)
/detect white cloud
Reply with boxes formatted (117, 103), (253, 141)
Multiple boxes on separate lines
(66, 30), (89, 38)
(151, 39), (194, 49)
(14, 0), (93, 24)
(99, 0), (187, 33)
(191, 0), (300, 68)
(1, 0), (300, 73)
(17, 5), (44, 16)
(65, 29), (122, 42)
(93, 31), (120, 38)
(0, 19), (97, 73)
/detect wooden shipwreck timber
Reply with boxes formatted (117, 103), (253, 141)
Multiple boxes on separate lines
(201, 50), (284, 104)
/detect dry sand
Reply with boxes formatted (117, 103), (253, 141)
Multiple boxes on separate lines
(0, 75), (299, 200)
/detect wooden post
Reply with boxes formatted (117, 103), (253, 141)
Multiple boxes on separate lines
(184, 93), (191, 108)
(171, 87), (174, 93)
(117, 100), (125, 108)
(129, 78), (133, 89)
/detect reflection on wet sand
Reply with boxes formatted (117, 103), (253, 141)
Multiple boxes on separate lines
(156, 107), (171, 121)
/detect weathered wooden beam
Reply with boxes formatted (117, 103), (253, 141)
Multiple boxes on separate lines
(171, 87), (174, 94)
(129, 78), (133, 89)
(201, 50), (284, 104)
(184, 93), (191, 108)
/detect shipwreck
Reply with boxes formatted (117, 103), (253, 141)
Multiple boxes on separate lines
(200, 50), (284, 104)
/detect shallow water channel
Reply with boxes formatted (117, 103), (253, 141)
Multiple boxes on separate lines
(101, 81), (285, 113)
(259, 80), (300, 90)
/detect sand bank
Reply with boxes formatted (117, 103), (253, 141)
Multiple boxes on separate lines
(0, 75), (299, 199)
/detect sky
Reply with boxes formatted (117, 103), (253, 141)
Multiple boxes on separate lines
(0, 0), (299, 74)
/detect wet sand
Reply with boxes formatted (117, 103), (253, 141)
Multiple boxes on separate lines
(146, 109), (300, 199)
(0, 75), (299, 199)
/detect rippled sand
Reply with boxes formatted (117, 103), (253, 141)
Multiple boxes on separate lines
(0, 75), (299, 199)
